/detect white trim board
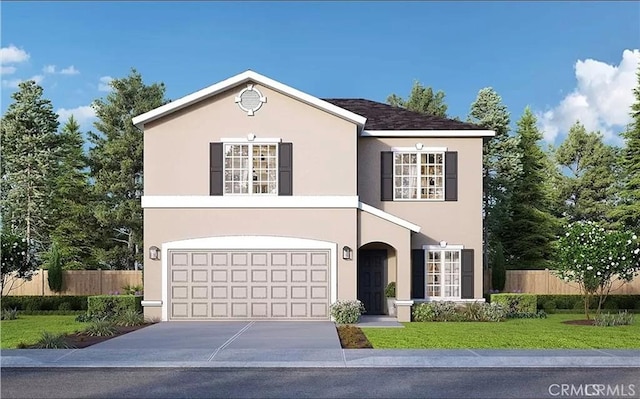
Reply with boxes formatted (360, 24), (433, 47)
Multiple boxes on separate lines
(362, 130), (496, 138)
(132, 70), (367, 128)
(159, 236), (338, 322)
(358, 202), (421, 232)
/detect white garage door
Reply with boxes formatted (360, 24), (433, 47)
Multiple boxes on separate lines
(168, 249), (330, 320)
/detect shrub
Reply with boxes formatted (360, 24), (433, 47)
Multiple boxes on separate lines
(412, 301), (458, 322)
(479, 302), (508, 322)
(491, 242), (506, 291)
(115, 309), (145, 327)
(122, 284), (144, 296)
(46, 242), (64, 293)
(1, 308), (19, 320)
(542, 300), (557, 313)
(461, 302), (484, 321)
(330, 300), (365, 324)
(85, 319), (117, 336)
(1, 296), (89, 311)
(58, 302), (72, 311)
(490, 294), (537, 316)
(87, 295), (142, 319)
(34, 331), (71, 349)
(594, 311), (634, 327)
(384, 282), (396, 298)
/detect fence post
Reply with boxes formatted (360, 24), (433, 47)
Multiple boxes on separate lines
(99, 269), (103, 294)
(545, 268), (549, 294)
(41, 269), (45, 296)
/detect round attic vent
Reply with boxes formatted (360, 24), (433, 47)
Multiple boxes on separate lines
(235, 84), (267, 116)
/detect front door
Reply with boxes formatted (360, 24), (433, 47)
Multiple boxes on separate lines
(357, 249), (386, 315)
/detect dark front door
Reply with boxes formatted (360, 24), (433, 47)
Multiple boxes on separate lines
(358, 249), (386, 315)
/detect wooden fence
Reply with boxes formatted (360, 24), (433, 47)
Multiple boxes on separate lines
(2, 269), (143, 296)
(504, 269), (640, 295)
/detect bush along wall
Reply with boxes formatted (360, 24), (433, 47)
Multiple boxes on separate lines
(0, 296), (89, 311)
(537, 295), (640, 313)
(87, 295), (143, 318)
(490, 293), (537, 315)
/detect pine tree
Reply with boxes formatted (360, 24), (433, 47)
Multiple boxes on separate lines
(555, 121), (617, 227)
(467, 87), (520, 271)
(47, 241), (64, 293)
(610, 68), (640, 231)
(503, 108), (558, 269)
(50, 116), (99, 269)
(387, 80), (448, 117)
(0, 80), (60, 262)
(88, 69), (167, 269)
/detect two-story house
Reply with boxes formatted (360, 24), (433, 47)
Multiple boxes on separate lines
(133, 70), (494, 323)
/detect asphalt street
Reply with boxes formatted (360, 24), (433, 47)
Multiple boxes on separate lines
(2, 367), (639, 399)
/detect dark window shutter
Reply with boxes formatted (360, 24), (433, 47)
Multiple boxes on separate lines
(411, 249), (425, 299)
(278, 142), (293, 196)
(210, 143), (223, 196)
(381, 151), (393, 201)
(445, 151), (458, 201)
(461, 249), (474, 299)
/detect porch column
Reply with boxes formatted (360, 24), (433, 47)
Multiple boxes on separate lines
(395, 232), (413, 322)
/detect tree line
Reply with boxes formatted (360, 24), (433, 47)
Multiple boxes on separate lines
(1, 69), (639, 290)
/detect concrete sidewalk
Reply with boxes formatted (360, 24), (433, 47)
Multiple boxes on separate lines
(2, 348), (639, 368)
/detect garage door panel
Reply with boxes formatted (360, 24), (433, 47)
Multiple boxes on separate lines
(169, 249), (330, 320)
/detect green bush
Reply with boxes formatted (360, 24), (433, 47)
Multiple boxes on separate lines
(1, 296), (89, 311)
(384, 282), (396, 298)
(58, 302), (72, 311)
(413, 301), (508, 322)
(542, 300), (557, 313)
(87, 295), (142, 319)
(490, 294), (537, 315)
(491, 242), (506, 291)
(115, 309), (145, 327)
(84, 320), (117, 337)
(1, 308), (19, 320)
(536, 295), (640, 311)
(594, 311), (634, 327)
(20, 310), (84, 316)
(330, 300), (365, 324)
(412, 301), (458, 322)
(47, 242), (64, 293)
(121, 284), (144, 295)
(34, 331), (71, 349)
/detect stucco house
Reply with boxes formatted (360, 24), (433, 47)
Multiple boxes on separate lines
(132, 70), (494, 323)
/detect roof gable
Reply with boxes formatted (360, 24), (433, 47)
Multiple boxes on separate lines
(132, 70), (367, 129)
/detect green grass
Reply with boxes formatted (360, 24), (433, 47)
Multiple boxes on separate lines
(362, 314), (640, 349)
(1, 315), (87, 349)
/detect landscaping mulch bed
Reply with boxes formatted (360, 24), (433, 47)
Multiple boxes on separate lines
(336, 325), (373, 349)
(27, 324), (153, 349)
(562, 319), (596, 326)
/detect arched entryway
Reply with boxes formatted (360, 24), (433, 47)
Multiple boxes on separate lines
(357, 242), (397, 315)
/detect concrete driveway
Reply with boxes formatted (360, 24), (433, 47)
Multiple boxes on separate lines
(87, 321), (341, 351)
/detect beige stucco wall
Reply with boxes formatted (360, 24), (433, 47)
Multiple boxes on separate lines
(143, 208), (358, 320)
(358, 137), (484, 299)
(143, 83), (358, 196)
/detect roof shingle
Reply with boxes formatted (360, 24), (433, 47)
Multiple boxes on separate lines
(322, 98), (484, 131)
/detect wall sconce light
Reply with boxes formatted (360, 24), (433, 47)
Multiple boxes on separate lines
(342, 246), (353, 260)
(416, 142), (424, 150)
(439, 240), (447, 248)
(247, 133), (256, 141)
(149, 246), (160, 260)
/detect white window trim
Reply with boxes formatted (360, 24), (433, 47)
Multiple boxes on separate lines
(223, 142), (279, 196)
(221, 137), (282, 143)
(393, 150), (446, 202)
(391, 146), (448, 152)
(423, 244), (464, 300)
(157, 236), (338, 322)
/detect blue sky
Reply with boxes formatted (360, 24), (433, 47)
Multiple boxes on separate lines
(1, 1), (639, 146)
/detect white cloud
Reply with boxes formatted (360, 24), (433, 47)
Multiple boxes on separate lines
(1, 66), (17, 74)
(57, 105), (96, 127)
(0, 45), (30, 64)
(98, 76), (113, 92)
(42, 64), (56, 74)
(60, 65), (79, 75)
(538, 49), (640, 144)
(1, 75), (44, 89)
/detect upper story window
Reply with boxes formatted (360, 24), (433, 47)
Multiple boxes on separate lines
(394, 152), (444, 200)
(224, 144), (278, 195)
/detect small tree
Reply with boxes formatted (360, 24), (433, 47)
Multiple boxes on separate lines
(555, 221), (640, 319)
(47, 242), (64, 293)
(491, 241), (506, 292)
(1, 227), (38, 298)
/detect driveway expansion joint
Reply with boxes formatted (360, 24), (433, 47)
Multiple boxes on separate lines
(208, 321), (255, 361)
(53, 349), (78, 363)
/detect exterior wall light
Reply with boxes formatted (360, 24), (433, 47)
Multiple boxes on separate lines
(439, 240), (447, 248)
(342, 246), (353, 260)
(149, 246), (161, 260)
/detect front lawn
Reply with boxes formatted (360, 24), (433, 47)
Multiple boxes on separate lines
(1, 315), (87, 349)
(362, 314), (640, 349)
